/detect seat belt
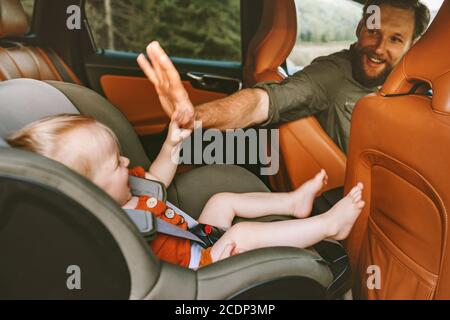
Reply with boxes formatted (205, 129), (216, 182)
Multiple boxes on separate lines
(125, 209), (206, 246)
(126, 175), (219, 247)
(128, 174), (199, 226)
(166, 200), (198, 228)
(43, 47), (75, 84)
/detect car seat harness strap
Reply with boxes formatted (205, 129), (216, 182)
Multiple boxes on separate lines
(125, 175), (224, 248)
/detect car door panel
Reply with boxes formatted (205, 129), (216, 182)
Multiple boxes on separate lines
(84, 51), (240, 136)
(100, 74), (227, 135)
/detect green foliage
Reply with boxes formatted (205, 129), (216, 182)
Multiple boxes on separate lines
(85, 0), (241, 61)
(85, 0), (362, 62)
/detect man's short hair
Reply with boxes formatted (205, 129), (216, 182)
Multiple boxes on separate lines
(363, 0), (431, 41)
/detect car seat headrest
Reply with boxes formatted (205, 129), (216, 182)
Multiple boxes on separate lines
(0, 0), (28, 38)
(243, 0), (297, 86)
(381, 1), (450, 113)
(0, 78), (79, 137)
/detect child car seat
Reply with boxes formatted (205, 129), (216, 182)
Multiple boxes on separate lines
(0, 79), (351, 299)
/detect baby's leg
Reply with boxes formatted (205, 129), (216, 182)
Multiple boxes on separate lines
(198, 169), (328, 229)
(198, 191), (292, 229)
(209, 183), (365, 263)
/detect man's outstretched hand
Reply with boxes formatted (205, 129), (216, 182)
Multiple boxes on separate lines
(137, 41), (195, 129)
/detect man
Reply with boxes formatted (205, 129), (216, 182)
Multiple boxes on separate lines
(137, 0), (430, 154)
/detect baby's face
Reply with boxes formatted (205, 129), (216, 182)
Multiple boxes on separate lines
(59, 126), (132, 206)
(91, 148), (132, 206)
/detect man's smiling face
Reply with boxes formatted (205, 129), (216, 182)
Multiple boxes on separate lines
(353, 4), (416, 87)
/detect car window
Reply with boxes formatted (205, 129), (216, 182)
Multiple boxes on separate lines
(20, 0), (35, 33)
(287, 0), (444, 75)
(422, 0), (445, 21)
(286, 0), (362, 75)
(84, 0), (241, 62)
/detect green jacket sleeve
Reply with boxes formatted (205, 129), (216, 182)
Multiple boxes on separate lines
(254, 56), (345, 127)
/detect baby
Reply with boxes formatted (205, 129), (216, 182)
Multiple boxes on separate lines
(7, 114), (364, 269)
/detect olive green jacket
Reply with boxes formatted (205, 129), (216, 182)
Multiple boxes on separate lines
(255, 45), (378, 153)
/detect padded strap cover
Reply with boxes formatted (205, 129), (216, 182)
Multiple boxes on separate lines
(129, 175), (166, 202)
(124, 208), (206, 245)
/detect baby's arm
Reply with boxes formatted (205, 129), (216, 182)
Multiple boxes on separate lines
(145, 113), (192, 187)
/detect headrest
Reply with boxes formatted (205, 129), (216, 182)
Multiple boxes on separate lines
(0, 79), (79, 137)
(0, 0), (28, 38)
(243, 0), (297, 86)
(382, 0), (450, 113)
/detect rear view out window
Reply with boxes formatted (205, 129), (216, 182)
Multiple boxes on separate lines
(20, 0), (35, 33)
(85, 0), (241, 62)
(286, 0), (362, 75)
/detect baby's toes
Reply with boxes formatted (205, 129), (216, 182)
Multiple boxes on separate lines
(318, 169), (326, 179)
(349, 192), (359, 203)
(353, 193), (362, 203)
(356, 200), (365, 209)
(349, 186), (360, 197)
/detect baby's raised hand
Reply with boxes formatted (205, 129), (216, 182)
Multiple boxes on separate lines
(167, 111), (192, 147)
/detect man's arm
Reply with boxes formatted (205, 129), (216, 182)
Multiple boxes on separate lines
(138, 41), (338, 131)
(195, 88), (269, 130)
(137, 41), (269, 130)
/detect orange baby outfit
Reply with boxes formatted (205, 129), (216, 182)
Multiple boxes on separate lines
(128, 167), (212, 268)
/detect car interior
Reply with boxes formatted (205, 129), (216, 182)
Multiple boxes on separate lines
(0, 0), (449, 299)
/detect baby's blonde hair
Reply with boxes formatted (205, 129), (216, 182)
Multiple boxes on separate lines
(6, 114), (121, 179)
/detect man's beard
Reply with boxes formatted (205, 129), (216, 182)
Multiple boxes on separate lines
(351, 45), (394, 88)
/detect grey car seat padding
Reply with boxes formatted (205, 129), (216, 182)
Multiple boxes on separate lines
(0, 79), (79, 137)
(0, 79), (150, 169)
(129, 175), (166, 201)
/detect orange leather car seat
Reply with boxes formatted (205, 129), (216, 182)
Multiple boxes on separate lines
(244, 0), (346, 192)
(344, 0), (450, 299)
(0, 0), (80, 83)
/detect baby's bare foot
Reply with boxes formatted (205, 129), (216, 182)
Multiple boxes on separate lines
(325, 183), (365, 240)
(291, 169), (328, 218)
